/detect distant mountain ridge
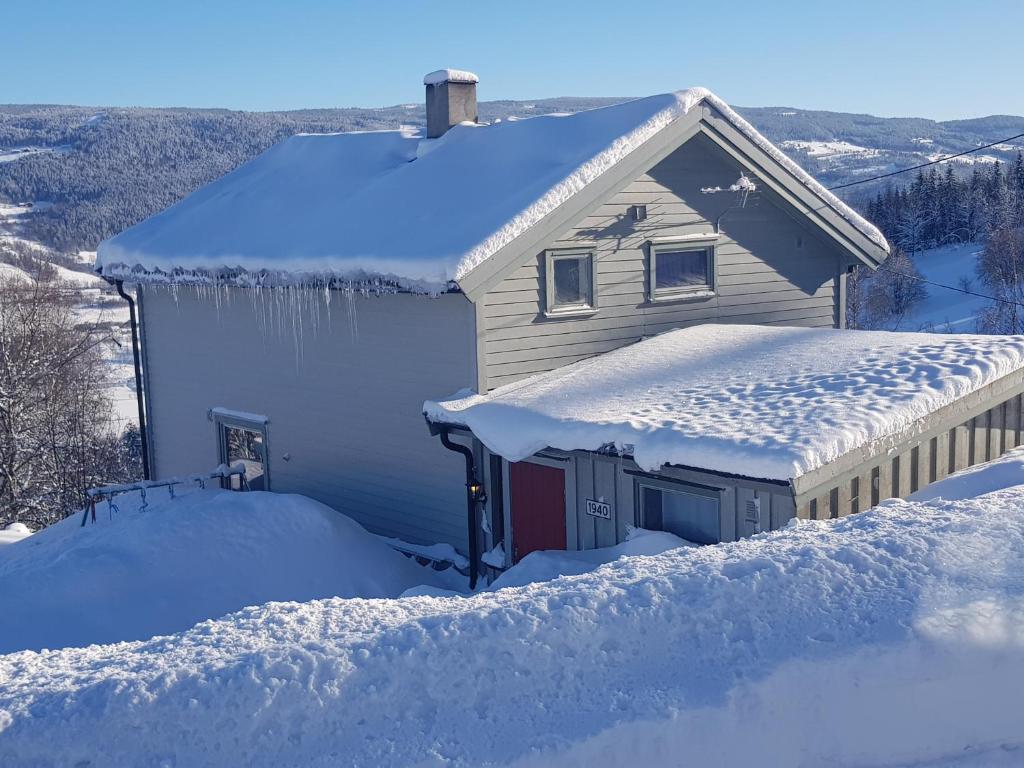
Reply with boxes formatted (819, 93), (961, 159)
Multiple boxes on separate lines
(1, 98), (1022, 254)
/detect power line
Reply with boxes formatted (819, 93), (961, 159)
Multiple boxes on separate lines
(873, 261), (1024, 310)
(827, 132), (1024, 192)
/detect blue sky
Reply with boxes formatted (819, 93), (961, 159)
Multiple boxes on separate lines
(4, 0), (1021, 119)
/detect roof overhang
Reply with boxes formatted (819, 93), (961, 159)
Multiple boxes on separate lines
(456, 99), (887, 301)
(697, 104), (889, 269)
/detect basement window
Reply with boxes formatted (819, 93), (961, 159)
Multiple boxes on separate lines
(214, 413), (269, 491)
(637, 478), (721, 544)
(649, 240), (715, 301)
(545, 249), (596, 316)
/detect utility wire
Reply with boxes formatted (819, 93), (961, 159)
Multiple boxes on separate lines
(873, 260), (1024, 310)
(827, 132), (1024, 191)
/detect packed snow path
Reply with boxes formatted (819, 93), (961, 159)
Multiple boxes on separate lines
(2, 469), (1024, 766)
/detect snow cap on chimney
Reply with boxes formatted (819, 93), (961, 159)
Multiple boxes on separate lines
(424, 69), (479, 138)
(423, 69), (479, 86)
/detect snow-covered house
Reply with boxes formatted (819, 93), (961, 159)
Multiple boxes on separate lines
(97, 70), (1024, 584)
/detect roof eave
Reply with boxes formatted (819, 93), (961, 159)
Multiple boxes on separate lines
(455, 99), (888, 298)
(455, 107), (706, 300)
(696, 105), (889, 269)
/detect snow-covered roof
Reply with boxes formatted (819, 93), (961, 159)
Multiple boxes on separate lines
(425, 325), (1024, 482)
(96, 89), (888, 292)
(423, 68), (479, 85)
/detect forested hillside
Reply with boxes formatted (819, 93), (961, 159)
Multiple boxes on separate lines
(849, 155), (1024, 334)
(2, 99), (1024, 254)
(0, 99), (621, 251)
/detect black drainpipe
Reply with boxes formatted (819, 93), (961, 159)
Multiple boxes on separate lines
(438, 426), (481, 589)
(113, 279), (151, 480)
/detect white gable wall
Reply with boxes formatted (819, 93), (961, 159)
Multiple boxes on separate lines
(140, 288), (477, 549)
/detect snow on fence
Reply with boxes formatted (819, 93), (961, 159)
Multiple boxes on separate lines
(80, 464), (249, 527)
(377, 535), (470, 573)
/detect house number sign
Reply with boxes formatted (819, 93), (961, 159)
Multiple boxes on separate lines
(585, 498), (612, 520)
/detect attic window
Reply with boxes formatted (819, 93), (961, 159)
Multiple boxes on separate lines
(545, 250), (596, 316)
(648, 239), (716, 301)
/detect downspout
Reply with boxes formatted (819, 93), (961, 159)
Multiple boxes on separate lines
(438, 426), (481, 589)
(113, 279), (151, 480)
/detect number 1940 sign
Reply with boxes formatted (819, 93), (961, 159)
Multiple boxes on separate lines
(585, 498), (612, 520)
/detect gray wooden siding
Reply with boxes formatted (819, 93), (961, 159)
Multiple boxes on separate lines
(479, 133), (842, 390)
(141, 287), (477, 549)
(796, 392), (1024, 521)
(564, 455), (793, 549)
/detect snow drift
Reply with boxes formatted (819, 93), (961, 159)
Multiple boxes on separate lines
(0, 489), (447, 654)
(3, 469), (1024, 766)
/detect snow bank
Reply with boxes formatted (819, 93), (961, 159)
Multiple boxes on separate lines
(0, 489), (449, 654)
(3, 483), (1024, 766)
(911, 446), (1024, 503)
(490, 527), (694, 589)
(426, 324), (1024, 480)
(0, 523), (32, 548)
(96, 88), (886, 291)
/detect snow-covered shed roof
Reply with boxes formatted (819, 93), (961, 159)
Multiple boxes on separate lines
(96, 89), (888, 293)
(425, 325), (1024, 483)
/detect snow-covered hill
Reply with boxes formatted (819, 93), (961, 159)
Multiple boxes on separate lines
(2, 457), (1024, 767)
(0, 201), (136, 430)
(895, 243), (988, 332)
(1, 101), (1021, 253)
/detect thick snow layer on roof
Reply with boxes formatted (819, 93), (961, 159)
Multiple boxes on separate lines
(96, 89), (887, 290)
(0, 488), (451, 654)
(3, 480), (1024, 766)
(426, 324), (1024, 481)
(423, 68), (479, 85)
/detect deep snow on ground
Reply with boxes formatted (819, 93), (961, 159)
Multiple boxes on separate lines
(489, 526), (694, 590)
(911, 447), (1024, 503)
(0, 523), (32, 548)
(0, 488), (452, 654)
(2, 467), (1024, 766)
(891, 243), (987, 332)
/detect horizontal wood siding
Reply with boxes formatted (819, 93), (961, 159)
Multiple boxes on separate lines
(141, 288), (477, 550)
(480, 133), (841, 390)
(795, 392), (1024, 521)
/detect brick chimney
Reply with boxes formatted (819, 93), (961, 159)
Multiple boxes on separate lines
(424, 69), (479, 139)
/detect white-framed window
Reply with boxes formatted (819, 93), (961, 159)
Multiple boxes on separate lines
(648, 240), (715, 301)
(545, 249), (596, 316)
(214, 412), (269, 491)
(636, 477), (721, 544)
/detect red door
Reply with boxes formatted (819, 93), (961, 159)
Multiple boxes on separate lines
(510, 461), (567, 563)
